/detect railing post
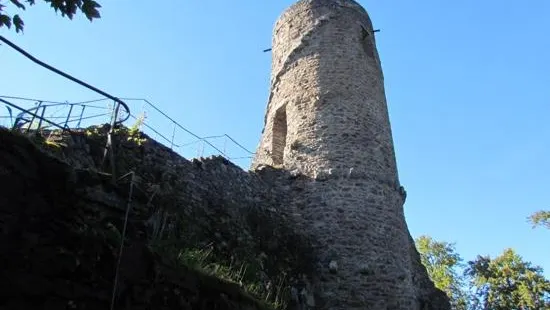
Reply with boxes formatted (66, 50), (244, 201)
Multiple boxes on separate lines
(25, 101), (42, 133)
(170, 122), (176, 150)
(64, 103), (74, 130)
(102, 100), (120, 184)
(37, 105), (46, 130)
(77, 105), (86, 128)
(197, 140), (204, 158)
(223, 136), (227, 155)
(5, 105), (14, 127)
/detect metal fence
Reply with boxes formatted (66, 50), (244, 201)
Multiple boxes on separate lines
(0, 95), (255, 168)
(0, 96), (123, 130)
(0, 35), (255, 169)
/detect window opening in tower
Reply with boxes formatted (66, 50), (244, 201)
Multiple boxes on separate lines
(271, 106), (287, 166)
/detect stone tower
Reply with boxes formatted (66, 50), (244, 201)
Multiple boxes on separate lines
(252, 0), (449, 309)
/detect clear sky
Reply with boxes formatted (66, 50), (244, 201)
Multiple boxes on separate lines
(1, 0), (549, 276)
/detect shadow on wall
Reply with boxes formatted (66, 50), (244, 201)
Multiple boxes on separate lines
(0, 126), (318, 310)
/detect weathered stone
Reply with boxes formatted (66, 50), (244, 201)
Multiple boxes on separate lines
(0, 128), (311, 310)
(328, 261), (338, 274)
(251, 0), (450, 309)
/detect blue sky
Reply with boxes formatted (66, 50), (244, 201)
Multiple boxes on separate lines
(1, 0), (549, 276)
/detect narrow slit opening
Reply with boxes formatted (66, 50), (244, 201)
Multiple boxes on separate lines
(272, 106), (287, 166)
(361, 26), (375, 59)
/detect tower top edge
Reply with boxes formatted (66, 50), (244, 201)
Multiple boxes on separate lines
(275, 0), (371, 30)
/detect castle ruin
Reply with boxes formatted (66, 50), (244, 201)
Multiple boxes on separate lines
(0, 0), (450, 308)
(252, 0), (449, 308)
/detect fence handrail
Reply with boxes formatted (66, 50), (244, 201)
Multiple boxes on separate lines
(0, 98), (111, 112)
(120, 97), (256, 157)
(1, 94), (256, 156)
(0, 95), (111, 106)
(1, 35), (255, 165)
(0, 98), (68, 131)
(0, 35), (130, 125)
(119, 97), (231, 157)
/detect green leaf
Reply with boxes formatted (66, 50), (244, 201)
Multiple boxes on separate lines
(13, 14), (24, 32)
(528, 210), (550, 229)
(467, 248), (550, 309)
(1, 0), (100, 33)
(9, 0), (26, 10)
(82, 0), (101, 21)
(415, 235), (470, 309)
(0, 14), (12, 29)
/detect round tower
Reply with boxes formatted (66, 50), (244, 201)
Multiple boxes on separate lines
(252, 0), (397, 183)
(252, 0), (448, 309)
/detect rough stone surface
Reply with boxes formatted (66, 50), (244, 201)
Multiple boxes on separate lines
(0, 127), (317, 310)
(252, 0), (451, 309)
(0, 128), (282, 310)
(0, 121), (447, 309)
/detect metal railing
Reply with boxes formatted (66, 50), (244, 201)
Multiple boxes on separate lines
(0, 95), (256, 168)
(0, 35), (255, 169)
(0, 96), (119, 130)
(118, 97), (255, 167)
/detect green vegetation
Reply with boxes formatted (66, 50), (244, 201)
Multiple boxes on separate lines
(529, 210), (550, 230)
(149, 242), (288, 310)
(415, 235), (469, 310)
(0, 0), (101, 33)
(142, 200), (310, 310)
(416, 229), (550, 310)
(467, 248), (550, 310)
(125, 112), (148, 146)
(83, 113), (147, 146)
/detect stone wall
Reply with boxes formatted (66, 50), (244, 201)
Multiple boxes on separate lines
(0, 127), (293, 309)
(0, 126), (319, 309)
(60, 126), (310, 264)
(0, 124), (449, 309)
(252, 0), (395, 179)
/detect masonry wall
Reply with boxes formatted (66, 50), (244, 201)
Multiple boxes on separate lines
(252, 0), (398, 182)
(14, 123), (448, 309)
(0, 128), (299, 310)
(23, 126), (318, 309)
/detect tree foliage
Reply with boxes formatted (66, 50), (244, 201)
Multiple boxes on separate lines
(466, 248), (550, 310)
(417, 235), (550, 310)
(529, 210), (550, 230)
(0, 0), (101, 33)
(415, 235), (470, 310)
